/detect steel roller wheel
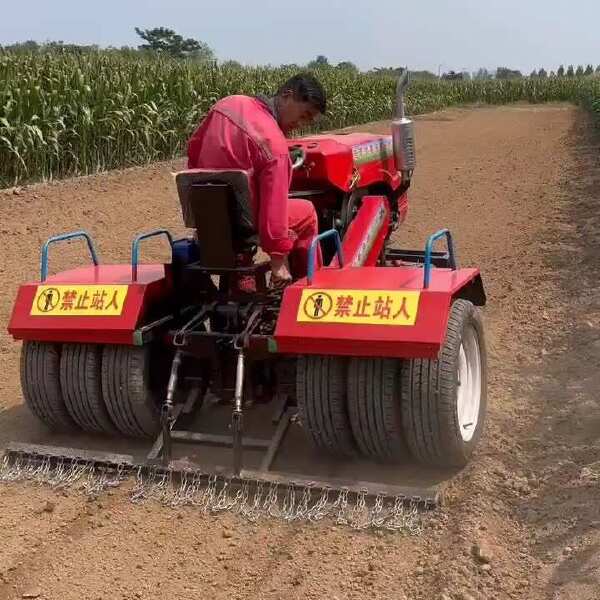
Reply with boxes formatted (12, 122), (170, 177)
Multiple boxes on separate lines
(20, 340), (77, 432)
(296, 355), (356, 457)
(401, 299), (487, 467)
(60, 343), (115, 434)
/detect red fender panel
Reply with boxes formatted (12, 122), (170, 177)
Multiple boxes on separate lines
(274, 265), (482, 359)
(7, 264), (170, 345)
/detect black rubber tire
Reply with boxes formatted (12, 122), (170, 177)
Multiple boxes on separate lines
(60, 344), (115, 434)
(347, 357), (406, 462)
(401, 299), (487, 468)
(101, 345), (161, 438)
(296, 355), (356, 457)
(20, 341), (77, 432)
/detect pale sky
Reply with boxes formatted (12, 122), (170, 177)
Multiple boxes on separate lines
(1, 0), (598, 74)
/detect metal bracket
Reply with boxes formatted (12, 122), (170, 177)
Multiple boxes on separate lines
(423, 228), (457, 288)
(131, 229), (174, 282)
(40, 230), (99, 282)
(307, 229), (344, 285)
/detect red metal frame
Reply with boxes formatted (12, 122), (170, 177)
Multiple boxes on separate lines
(332, 195), (390, 267)
(8, 265), (171, 345)
(8, 131), (483, 360)
(274, 194), (482, 359)
(274, 266), (481, 359)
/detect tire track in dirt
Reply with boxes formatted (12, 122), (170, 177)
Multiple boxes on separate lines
(1, 104), (599, 600)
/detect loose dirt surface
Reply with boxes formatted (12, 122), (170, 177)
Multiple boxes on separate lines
(1, 103), (600, 600)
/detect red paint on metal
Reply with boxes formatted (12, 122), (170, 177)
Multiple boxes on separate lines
(332, 196), (391, 268)
(289, 133), (402, 192)
(397, 191), (408, 225)
(274, 266), (481, 359)
(7, 265), (170, 344)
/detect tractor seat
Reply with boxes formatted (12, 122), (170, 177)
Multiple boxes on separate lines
(175, 169), (270, 297)
(176, 169), (259, 268)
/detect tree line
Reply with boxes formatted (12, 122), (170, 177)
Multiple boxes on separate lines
(2, 29), (599, 82)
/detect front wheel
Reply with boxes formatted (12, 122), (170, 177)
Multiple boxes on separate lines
(401, 299), (487, 468)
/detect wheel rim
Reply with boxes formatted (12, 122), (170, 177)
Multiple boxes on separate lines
(456, 324), (482, 443)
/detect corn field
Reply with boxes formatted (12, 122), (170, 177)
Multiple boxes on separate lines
(1, 50), (599, 188)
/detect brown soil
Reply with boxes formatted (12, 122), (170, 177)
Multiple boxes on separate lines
(1, 103), (600, 600)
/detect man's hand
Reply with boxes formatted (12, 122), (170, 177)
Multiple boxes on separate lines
(270, 255), (292, 288)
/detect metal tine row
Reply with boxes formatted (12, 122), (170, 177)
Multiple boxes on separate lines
(1, 451), (424, 534)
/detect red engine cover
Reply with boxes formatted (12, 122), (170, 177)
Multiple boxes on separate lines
(288, 133), (402, 192)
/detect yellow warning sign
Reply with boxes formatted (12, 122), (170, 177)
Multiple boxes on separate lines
(30, 285), (128, 316)
(297, 289), (420, 326)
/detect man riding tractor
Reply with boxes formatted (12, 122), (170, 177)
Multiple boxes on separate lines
(186, 73), (327, 290)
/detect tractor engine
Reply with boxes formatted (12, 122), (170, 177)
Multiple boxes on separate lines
(287, 70), (416, 254)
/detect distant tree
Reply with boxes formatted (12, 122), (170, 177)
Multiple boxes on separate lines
(369, 67), (403, 77)
(411, 70), (438, 80)
(442, 70), (465, 80)
(221, 59), (242, 69)
(308, 55), (330, 68)
(549, 71), (556, 78)
(584, 64), (594, 76)
(557, 65), (565, 77)
(496, 67), (522, 79)
(529, 70), (538, 78)
(596, 65), (600, 74)
(575, 65), (584, 77)
(336, 61), (359, 73)
(44, 41), (100, 54)
(566, 65), (575, 77)
(2, 40), (101, 54)
(111, 46), (139, 58)
(538, 68), (548, 78)
(134, 27), (214, 61)
(368, 67), (436, 80)
(3, 40), (40, 52)
(474, 68), (492, 80)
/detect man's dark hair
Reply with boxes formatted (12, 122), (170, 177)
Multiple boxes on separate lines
(277, 73), (327, 114)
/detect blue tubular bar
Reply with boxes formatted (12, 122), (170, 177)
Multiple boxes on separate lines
(423, 229), (457, 289)
(40, 231), (99, 282)
(307, 229), (344, 285)
(131, 229), (174, 282)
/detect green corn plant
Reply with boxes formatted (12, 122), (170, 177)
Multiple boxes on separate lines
(1, 48), (599, 188)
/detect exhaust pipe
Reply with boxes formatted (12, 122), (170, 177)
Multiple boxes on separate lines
(391, 68), (416, 183)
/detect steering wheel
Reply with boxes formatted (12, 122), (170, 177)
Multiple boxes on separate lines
(289, 146), (306, 170)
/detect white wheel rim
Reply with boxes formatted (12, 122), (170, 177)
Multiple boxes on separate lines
(456, 325), (482, 443)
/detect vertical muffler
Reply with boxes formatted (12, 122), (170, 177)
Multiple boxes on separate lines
(391, 69), (416, 183)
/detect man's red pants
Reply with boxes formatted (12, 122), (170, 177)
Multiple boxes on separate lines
(235, 199), (320, 290)
(286, 199), (320, 278)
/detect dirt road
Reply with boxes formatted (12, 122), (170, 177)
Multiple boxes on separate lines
(1, 104), (599, 600)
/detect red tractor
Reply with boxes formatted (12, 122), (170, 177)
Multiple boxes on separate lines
(6, 73), (486, 510)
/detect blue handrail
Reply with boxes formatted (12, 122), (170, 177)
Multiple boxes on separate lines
(40, 231), (99, 282)
(423, 229), (457, 288)
(131, 229), (174, 282)
(307, 229), (344, 285)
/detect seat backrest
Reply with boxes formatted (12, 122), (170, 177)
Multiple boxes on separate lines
(176, 169), (258, 269)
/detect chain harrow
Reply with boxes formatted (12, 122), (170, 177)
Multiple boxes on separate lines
(0, 450), (127, 496)
(1, 450), (426, 534)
